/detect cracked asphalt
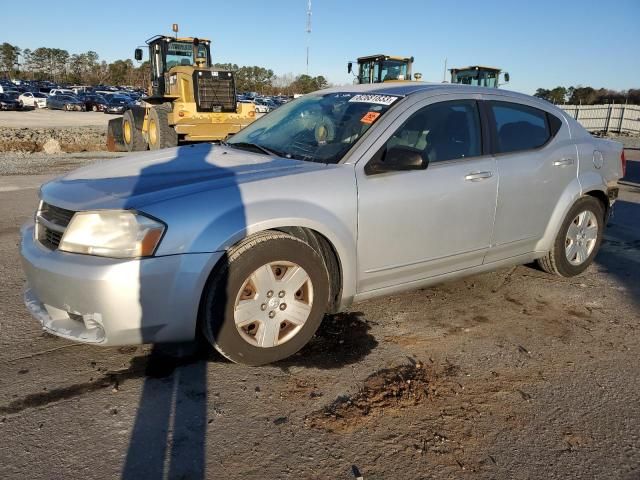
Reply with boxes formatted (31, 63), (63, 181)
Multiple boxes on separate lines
(0, 156), (638, 480)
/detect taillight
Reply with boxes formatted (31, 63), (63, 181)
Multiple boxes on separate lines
(621, 150), (626, 178)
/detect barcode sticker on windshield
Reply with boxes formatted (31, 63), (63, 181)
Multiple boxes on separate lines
(349, 94), (399, 105)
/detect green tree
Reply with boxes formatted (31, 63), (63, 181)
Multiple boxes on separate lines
(290, 74), (329, 94)
(0, 42), (21, 77)
(548, 86), (567, 104)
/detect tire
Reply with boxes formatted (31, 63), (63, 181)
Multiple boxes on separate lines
(200, 231), (330, 366)
(147, 104), (177, 150)
(537, 196), (605, 277)
(92, 105), (98, 112)
(122, 109), (148, 152)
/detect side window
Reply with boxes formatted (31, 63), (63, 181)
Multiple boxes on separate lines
(386, 100), (482, 163)
(489, 101), (551, 153)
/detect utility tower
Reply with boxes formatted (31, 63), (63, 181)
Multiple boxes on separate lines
(306, 0), (312, 75)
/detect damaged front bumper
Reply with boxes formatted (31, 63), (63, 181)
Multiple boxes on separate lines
(20, 223), (223, 346)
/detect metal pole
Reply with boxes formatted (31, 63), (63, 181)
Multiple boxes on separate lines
(604, 104), (612, 134)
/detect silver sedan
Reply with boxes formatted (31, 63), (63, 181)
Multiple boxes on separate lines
(20, 83), (625, 365)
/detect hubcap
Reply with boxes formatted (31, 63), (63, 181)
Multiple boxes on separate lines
(565, 210), (598, 266)
(123, 120), (132, 144)
(149, 119), (157, 146)
(234, 261), (313, 348)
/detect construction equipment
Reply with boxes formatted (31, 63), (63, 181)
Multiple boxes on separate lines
(348, 54), (422, 84)
(449, 65), (509, 88)
(107, 30), (256, 152)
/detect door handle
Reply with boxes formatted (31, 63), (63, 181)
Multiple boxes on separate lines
(553, 158), (574, 167)
(465, 171), (493, 182)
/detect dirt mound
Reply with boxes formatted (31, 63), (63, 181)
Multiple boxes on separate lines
(0, 127), (107, 153)
(305, 362), (433, 432)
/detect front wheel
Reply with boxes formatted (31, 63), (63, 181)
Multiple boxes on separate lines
(122, 109), (148, 152)
(200, 231), (330, 365)
(537, 196), (605, 277)
(147, 104), (177, 150)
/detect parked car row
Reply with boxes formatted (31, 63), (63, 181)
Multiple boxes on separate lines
(0, 78), (144, 114)
(237, 93), (290, 113)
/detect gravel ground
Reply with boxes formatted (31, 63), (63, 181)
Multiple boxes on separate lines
(0, 155), (638, 479)
(0, 152), (124, 175)
(0, 109), (113, 128)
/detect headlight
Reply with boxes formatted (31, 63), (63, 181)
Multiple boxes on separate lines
(59, 211), (165, 258)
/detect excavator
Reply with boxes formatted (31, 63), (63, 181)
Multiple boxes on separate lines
(348, 54), (422, 84)
(108, 27), (256, 152)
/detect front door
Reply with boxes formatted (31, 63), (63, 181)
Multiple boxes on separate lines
(356, 97), (498, 293)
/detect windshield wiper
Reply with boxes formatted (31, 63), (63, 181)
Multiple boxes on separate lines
(224, 141), (282, 157)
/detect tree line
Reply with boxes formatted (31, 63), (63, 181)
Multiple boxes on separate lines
(0, 42), (329, 94)
(534, 86), (640, 105)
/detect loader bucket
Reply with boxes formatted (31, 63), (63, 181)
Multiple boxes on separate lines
(106, 118), (127, 152)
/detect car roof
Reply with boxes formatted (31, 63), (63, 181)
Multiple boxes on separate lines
(320, 81), (536, 103)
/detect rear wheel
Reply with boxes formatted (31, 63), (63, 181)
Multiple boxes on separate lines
(147, 104), (177, 150)
(122, 109), (148, 152)
(537, 196), (605, 277)
(200, 231), (330, 366)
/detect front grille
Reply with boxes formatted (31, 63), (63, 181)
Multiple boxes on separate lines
(36, 202), (75, 250)
(193, 70), (236, 113)
(40, 203), (74, 226)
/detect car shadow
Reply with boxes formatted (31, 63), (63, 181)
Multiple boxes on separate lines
(121, 143), (238, 480)
(119, 144), (378, 479)
(594, 195), (640, 305)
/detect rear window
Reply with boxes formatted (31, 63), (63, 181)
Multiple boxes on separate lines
(489, 101), (551, 154)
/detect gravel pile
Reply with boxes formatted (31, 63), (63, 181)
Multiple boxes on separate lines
(0, 127), (107, 153)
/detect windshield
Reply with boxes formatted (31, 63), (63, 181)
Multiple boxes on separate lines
(165, 41), (209, 69)
(379, 60), (409, 81)
(452, 69), (499, 88)
(227, 91), (400, 164)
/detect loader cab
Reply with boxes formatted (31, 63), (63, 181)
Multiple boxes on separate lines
(449, 66), (509, 88)
(135, 36), (212, 97)
(349, 54), (414, 84)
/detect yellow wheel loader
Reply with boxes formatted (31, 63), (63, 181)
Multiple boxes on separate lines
(449, 65), (510, 88)
(347, 54), (422, 84)
(107, 34), (256, 152)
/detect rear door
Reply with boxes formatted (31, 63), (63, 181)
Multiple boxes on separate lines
(482, 97), (577, 262)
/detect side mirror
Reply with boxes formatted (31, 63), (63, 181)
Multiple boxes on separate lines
(347, 62), (352, 74)
(366, 145), (428, 175)
(134, 48), (143, 61)
(504, 72), (510, 83)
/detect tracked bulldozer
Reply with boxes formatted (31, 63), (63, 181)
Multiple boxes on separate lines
(107, 32), (256, 152)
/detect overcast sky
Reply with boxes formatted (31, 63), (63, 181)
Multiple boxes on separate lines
(3, 0), (639, 94)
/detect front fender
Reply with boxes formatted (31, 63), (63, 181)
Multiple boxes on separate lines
(201, 199), (358, 306)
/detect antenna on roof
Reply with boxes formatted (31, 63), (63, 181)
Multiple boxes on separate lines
(306, 0), (312, 75)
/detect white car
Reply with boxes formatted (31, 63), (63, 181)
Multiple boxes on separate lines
(253, 99), (271, 113)
(49, 89), (76, 97)
(19, 92), (48, 109)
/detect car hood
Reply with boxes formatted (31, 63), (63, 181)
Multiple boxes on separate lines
(40, 143), (331, 211)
